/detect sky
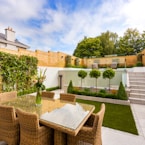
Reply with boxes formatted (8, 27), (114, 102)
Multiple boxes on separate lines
(0, 0), (145, 55)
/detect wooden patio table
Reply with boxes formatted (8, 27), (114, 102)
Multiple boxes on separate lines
(1, 95), (95, 145)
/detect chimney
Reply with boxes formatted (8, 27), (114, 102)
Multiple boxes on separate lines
(5, 27), (15, 42)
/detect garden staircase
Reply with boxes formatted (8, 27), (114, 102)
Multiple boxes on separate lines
(128, 72), (145, 105)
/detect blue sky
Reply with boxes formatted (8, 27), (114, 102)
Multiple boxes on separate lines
(0, 0), (145, 55)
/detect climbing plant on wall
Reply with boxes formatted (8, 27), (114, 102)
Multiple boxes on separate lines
(0, 52), (38, 92)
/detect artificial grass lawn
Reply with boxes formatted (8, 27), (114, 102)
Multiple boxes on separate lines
(77, 99), (138, 135)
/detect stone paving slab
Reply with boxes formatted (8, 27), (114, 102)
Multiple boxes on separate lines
(102, 127), (145, 145)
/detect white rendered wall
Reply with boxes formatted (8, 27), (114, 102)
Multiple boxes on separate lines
(38, 66), (64, 89)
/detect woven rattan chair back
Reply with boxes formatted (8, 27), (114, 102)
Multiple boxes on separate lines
(60, 93), (76, 102)
(16, 108), (39, 131)
(16, 109), (53, 145)
(67, 103), (105, 145)
(0, 91), (17, 102)
(42, 91), (55, 99)
(92, 103), (105, 145)
(0, 105), (19, 145)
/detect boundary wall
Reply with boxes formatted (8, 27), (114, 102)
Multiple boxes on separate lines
(0, 47), (145, 67)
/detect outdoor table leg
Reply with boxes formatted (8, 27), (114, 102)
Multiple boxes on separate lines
(54, 130), (67, 145)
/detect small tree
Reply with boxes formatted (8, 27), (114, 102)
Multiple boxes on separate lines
(89, 69), (101, 92)
(78, 70), (87, 88)
(103, 68), (115, 91)
(67, 80), (73, 93)
(117, 81), (128, 100)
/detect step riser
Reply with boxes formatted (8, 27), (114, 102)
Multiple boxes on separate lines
(129, 94), (145, 99)
(129, 74), (145, 76)
(129, 79), (145, 81)
(130, 81), (145, 84)
(129, 99), (145, 105)
(131, 90), (145, 94)
(130, 86), (145, 89)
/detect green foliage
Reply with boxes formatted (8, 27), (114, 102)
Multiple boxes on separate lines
(73, 28), (145, 58)
(89, 69), (101, 91)
(78, 70), (87, 79)
(78, 70), (87, 88)
(103, 68), (115, 79)
(117, 82), (128, 100)
(46, 86), (59, 91)
(103, 68), (115, 91)
(98, 31), (118, 56)
(89, 69), (101, 78)
(73, 37), (102, 58)
(136, 61), (143, 66)
(72, 88), (119, 100)
(0, 52), (38, 92)
(99, 89), (107, 94)
(67, 80), (73, 93)
(117, 28), (145, 55)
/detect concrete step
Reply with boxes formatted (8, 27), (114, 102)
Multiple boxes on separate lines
(130, 85), (145, 89)
(129, 93), (145, 99)
(129, 81), (145, 85)
(129, 77), (145, 81)
(130, 89), (145, 94)
(128, 72), (145, 76)
(129, 97), (145, 105)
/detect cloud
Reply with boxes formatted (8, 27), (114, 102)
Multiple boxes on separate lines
(121, 0), (145, 32)
(0, 0), (145, 55)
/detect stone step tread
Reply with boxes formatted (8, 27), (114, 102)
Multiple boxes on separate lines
(128, 72), (145, 74)
(129, 97), (145, 100)
(129, 80), (145, 83)
(129, 98), (145, 105)
(130, 84), (145, 87)
(130, 93), (145, 95)
(129, 78), (145, 80)
(130, 88), (145, 91)
(129, 74), (145, 76)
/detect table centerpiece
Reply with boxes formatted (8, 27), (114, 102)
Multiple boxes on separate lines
(34, 69), (46, 106)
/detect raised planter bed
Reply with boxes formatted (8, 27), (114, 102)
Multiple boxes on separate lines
(76, 94), (130, 106)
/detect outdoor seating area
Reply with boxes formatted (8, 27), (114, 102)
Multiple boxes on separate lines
(0, 91), (105, 145)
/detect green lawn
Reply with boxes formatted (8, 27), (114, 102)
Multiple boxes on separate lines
(77, 99), (138, 135)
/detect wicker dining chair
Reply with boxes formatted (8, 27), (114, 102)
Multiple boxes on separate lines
(0, 105), (20, 145)
(42, 91), (55, 99)
(60, 93), (76, 102)
(67, 103), (105, 145)
(16, 108), (54, 145)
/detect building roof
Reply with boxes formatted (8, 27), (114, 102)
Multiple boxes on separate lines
(0, 33), (29, 49)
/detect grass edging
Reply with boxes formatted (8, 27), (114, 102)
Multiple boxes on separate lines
(76, 94), (130, 105)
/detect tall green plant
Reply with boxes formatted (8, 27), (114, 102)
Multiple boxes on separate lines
(117, 82), (128, 100)
(89, 69), (101, 92)
(67, 80), (73, 93)
(78, 70), (87, 88)
(103, 68), (115, 91)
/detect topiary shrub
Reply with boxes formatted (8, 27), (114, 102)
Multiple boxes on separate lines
(117, 82), (128, 100)
(67, 80), (73, 93)
(78, 70), (87, 88)
(89, 69), (101, 92)
(103, 68), (115, 91)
